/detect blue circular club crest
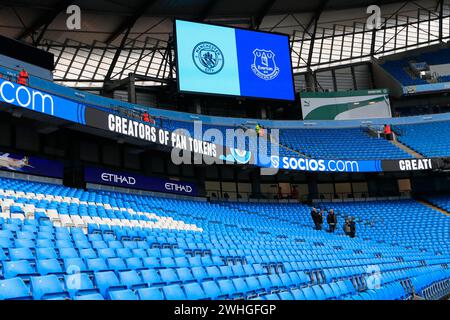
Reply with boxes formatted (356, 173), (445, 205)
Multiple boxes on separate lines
(192, 42), (224, 75)
(251, 49), (280, 81)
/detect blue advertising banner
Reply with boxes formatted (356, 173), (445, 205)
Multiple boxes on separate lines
(0, 78), (86, 124)
(0, 151), (64, 178)
(0, 78), (441, 174)
(255, 155), (382, 173)
(85, 166), (198, 197)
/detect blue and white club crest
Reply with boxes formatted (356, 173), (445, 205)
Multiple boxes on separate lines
(251, 49), (280, 81)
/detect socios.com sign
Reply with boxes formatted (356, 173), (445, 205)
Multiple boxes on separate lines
(268, 156), (382, 173)
(0, 78), (85, 124)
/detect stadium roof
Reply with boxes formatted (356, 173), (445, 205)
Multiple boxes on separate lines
(0, 0), (447, 90)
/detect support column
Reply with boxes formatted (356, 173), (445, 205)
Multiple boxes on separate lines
(250, 170), (262, 199)
(307, 173), (319, 200)
(128, 73), (136, 104)
(305, 72), (316, 92)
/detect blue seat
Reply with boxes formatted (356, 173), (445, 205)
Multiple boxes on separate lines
(3, 260), (37, 279)
(131, 249), (147, 258)
(0, 248), (7, 261)
(119, 270), (148, 290)
(59, 248), (79, 259)
(176, 267), (196, 283)
(94, 271), (127, 298)
(217, 279), (236, 298)
(30, 275), (69, 300)
(245, 276), (263, 294)
(138, 287), (164, 300)
(64, 258), (88, 273)
(74, 293), (104, 300)
(192, 267), (208, 281)
(109, 289), (138, 300)
(126, 257), (144, 270)
(107, 258), (128, 272)
(36, 239), (55, 248)
(87, 258), (109, 272)
(0, 277), (32, 300)
(265, 293), (280, 300)
(141, 269), (164, 286)
(36, 259), (64, 275)
(174, 257), (190, 268)
(36, 247), (58, 260)
(291, 288), (306, 300)
(160, 257), (176, 268)
(232, 278), (250, 297)
(0, 238), (13, 249)
(74, 240), (91, 249)
(9, 248), (35, 262)
(142, 257), (160, 268)
(160, 268), (181, 285)
(79, 248), (97, 259)
(201, 281), (223, 299)
(279, 291), (294, 300)
(116, 248), (133, 259)
(302, 287), (317, 300)
(206, 266), (222, 280)
(163, 284), (187, 300)
(55, 240), (73, 249)
(256, 275), (273, 292)
(184, 282), (207, 300)
(97, 248), (116, 259)
(64, 273), (99, 299)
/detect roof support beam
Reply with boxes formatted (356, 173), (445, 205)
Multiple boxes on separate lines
(17, 0), (73, 44)
(103, 26), (132, 87)
(306, 0), (329, 69)
(196, 0), (220, 21)
(105, 0), (157, 45)
(254, 0), (277, 30)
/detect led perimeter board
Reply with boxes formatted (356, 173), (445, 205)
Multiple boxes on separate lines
(175, 19), (295, 101)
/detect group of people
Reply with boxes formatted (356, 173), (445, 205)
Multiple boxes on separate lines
(310, 207), (356, 238)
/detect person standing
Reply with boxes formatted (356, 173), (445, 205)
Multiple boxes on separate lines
(349, 217), (356, 238)
(343, 217), (351, 236)
(327, 209), (337, 233)
(317, 209), (324, 231)
(310, 207), (318, 230)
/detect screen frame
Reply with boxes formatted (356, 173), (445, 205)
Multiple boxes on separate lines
(173, 18), (296, 102)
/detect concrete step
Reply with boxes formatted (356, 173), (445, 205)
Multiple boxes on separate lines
(390, 139), (424, 159)
(417, 199), (450, 217)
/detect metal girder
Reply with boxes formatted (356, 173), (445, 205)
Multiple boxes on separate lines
(105, 0), (158, 45)
(306, 0), (329, 69)
(104, 26), (132, 85)
(17, 0), (73, 44)
(254, 0), (277, 30)
(196, 0), (220, 21)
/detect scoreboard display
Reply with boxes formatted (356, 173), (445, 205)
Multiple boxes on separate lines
(175, 19), (295, 101)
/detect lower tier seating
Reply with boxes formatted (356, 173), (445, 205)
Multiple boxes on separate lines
(0, 177), (449, 300)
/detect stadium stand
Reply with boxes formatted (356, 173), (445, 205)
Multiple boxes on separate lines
(381, 47), (450, 86)
(0, 176), (449, 300)
(279, 128), (412, 160)
(394, 121), (450, 157)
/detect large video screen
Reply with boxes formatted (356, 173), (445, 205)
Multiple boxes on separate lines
(175, 20), (295, 101)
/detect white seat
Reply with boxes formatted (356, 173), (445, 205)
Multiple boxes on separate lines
(10, 213), (25, 221)
(60, 214), (74, 227)
(82, 216), (94, 225)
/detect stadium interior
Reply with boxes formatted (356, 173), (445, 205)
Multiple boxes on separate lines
(0, 0), (449, 302)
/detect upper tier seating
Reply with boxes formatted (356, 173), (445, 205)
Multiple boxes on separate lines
(279, 128), (412, 160)
(382, 47), (450, 86)
(0, 177), (449, 300)
(394, 121), (450, 157)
